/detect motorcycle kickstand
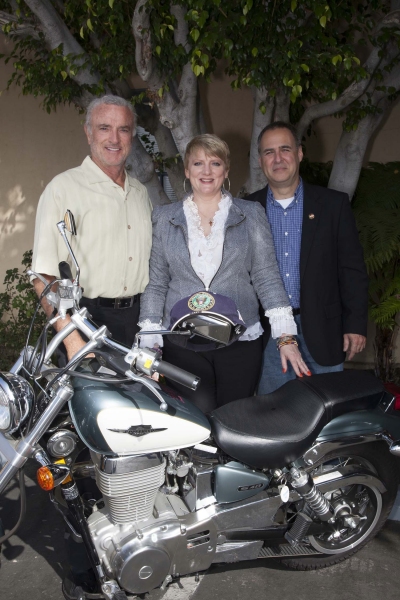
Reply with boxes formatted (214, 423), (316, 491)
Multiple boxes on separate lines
(160, 575), (173, 591)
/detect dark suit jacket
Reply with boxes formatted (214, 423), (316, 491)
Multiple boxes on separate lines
(247, 182), (368, 366)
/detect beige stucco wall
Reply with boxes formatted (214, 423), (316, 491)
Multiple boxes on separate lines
(0, 33), (398, 366)
(0, 36), (88, 280)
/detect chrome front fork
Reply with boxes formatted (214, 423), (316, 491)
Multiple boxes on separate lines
(0, 381), (73, 493)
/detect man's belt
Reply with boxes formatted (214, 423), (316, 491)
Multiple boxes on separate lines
(83, 295), (140, 309)
(292, 307), (300, 316)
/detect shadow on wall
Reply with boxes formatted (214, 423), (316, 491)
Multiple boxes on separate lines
(218, 131), (256, 196)
(0, 183), (35, 275)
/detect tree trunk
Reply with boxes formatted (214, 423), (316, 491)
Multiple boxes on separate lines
(242, 88), (273, 195)
(374, 325), (399, 382)
(127, 137), (170, 205)
(328, 103), (388, 199)
(273, 88), (290, 122)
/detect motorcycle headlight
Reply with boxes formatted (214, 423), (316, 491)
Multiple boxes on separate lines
(0, 373), (34, 433)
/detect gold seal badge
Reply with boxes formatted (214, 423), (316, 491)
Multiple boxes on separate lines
(188, 291), (215, 312)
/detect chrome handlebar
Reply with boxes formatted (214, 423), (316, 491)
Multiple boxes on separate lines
(26, 215), (200, 411)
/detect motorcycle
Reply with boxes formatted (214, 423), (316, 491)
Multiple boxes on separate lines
(1, 211), (400, 600)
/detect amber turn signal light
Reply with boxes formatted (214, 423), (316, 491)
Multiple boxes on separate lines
(36, 463), (72, 491)
(37, 466), (55, 491)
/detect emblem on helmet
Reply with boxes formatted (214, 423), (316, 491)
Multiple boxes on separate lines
(188, 291), (215, 312)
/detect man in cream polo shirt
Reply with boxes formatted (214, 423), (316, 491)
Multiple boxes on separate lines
(32, 95), (153, 360)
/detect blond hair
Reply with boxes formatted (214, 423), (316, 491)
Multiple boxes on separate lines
(184, 134), (230, 170)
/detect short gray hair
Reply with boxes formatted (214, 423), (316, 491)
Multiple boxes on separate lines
(85, 95), (136, 136)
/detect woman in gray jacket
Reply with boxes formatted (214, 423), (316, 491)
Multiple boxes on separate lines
(139, 134), (310, 412)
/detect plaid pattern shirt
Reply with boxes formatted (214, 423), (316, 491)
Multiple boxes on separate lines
(266, 178), (303, 309)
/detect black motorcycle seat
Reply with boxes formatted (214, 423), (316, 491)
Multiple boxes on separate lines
(208, 371), (384, 469)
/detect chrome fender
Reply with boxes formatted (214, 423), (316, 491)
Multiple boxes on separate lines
(313, 463), (387, 495)
(302, 431), (395, 468)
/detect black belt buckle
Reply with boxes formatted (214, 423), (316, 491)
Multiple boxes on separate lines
(114, 297), (133, 309)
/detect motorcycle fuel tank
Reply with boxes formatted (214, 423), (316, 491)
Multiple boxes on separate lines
(69, 378), (211, 455)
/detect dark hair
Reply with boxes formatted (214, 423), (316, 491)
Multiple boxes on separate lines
(257, 121), (300, 153)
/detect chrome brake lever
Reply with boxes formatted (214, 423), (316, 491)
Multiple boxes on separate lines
(27, 269), (50, 287)
(124, 369), (168, 412)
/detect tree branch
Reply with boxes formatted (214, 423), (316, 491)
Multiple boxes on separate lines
(274, 87), (290, 121)
(132, 0), (199, 158)
(328, 98), (390, 199)
(24, 0), (101, 89)
(170, 4), (190, 53)
(327, 58), (400, 198)
(0, 10), (41, 40)
(133, 0), (157, 83)
(297, 10), (400, 140)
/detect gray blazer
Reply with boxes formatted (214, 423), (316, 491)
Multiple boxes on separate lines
(139, 195), (290, 329)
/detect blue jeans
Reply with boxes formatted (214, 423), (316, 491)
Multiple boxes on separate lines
(258, 314), (343, 394)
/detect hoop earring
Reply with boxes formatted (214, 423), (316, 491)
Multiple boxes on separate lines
(223, 177), (231, 193)
(183, 178), (190, 194)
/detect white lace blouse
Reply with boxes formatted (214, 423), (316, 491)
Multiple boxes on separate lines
(139, 193), (297, 347)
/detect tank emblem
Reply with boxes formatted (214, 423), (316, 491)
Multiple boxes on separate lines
(108, 425), (167, 437)
(188, 291), (215, 311)
(238, 483), (264, 492)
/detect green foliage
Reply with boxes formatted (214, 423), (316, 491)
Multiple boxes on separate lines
(0, 0), (136, 111)
(0, 0), (397, 129)
(0, 250), (46, 371)
(352, 163), (400, 331)
(299, 158), (332, 187)
(300, 160), (400, 333)
(148, 0), (395, 127)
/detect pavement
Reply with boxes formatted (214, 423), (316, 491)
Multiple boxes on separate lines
(1, 461), (400, 600)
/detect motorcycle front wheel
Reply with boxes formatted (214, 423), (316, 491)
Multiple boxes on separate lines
(281, 442), (399, 570)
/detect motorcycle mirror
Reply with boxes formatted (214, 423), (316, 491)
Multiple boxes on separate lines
(57, 211), (80, 288)
(171, 313), (245, 349)
(64, 210), (77, 236)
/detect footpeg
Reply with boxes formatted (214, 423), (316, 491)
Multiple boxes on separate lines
(110, 592), (129, 600)
(285, 511), (313, 545)
(101, 581), (128, 600)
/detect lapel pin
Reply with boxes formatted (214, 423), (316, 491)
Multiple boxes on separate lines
(309, 213), (315, 219)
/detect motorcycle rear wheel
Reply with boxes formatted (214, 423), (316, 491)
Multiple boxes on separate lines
(281, 442), (399, 570)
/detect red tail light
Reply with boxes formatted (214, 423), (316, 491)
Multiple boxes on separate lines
(384, 383), (400, 410)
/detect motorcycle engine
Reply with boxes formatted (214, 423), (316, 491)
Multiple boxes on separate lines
(87, 450), (193, 594)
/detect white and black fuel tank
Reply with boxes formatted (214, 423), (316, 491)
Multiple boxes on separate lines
(69, 378), (211, 455)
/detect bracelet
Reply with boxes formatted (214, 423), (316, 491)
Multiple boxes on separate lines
(276, 335), (296, 347)
(277, 335), (298, 351)
(277, 340), (299, 351)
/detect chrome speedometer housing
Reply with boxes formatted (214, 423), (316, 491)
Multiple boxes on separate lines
(0, 372), (34, 433)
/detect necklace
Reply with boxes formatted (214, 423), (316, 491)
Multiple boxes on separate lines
(196, 206), (217, 227)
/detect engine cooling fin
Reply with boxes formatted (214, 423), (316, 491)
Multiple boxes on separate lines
(94, 459), (166, 524)
(258, 544), (321, 558)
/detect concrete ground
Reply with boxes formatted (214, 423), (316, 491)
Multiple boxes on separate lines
(1, 461), (400, 600)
